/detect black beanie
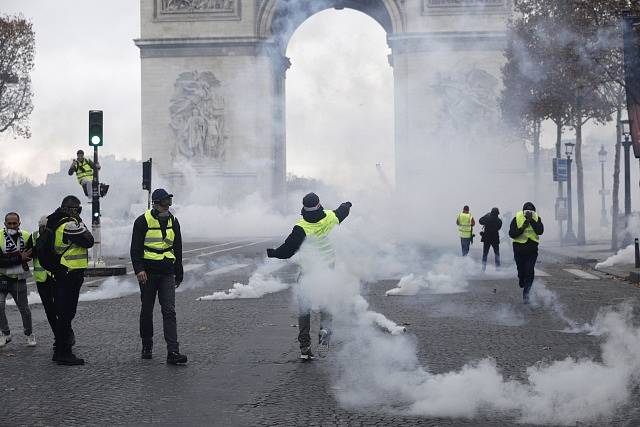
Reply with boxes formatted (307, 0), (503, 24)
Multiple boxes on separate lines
(302, 192), (320, 209)
(523, 202), (536, 211)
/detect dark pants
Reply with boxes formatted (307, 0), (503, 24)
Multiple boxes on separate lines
(139, 273), (179, 353)
(460, 238), (472, 256)
(37, 276), (57, 336)
(482, 241), (501, 269)
(514, 252), (538, 301)
(54, 270), (84, 355)
(298, 310), (332, 350)
(0, 278), (32, 336)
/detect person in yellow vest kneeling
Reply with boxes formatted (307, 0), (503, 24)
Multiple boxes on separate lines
(508, 202), (544, 304)
(456, 205), (475, 256)
(266, 192), (352, 360)
(130, 188), (187, 365)
(0, 212), (35, 347)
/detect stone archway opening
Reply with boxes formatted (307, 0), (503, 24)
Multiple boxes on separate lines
(284, 8), (395, 192)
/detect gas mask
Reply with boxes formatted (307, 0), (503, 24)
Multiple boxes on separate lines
(6, 229), (18, 236)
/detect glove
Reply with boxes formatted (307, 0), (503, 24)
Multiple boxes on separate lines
(266, 248), (276, 258)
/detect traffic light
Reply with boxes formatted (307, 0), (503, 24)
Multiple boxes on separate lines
(89, 110), (103, 147)
(142, 158), (152, 190)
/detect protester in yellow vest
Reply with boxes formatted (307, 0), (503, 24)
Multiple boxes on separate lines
(32, 216), (58, 342)
(68, 149), (100, 202)
(0, 212), (35, 348)
(267, 192), (352, 360)
(456, 205), (475, 256)
(46, 195), (94, 365)
(508, 202), (544, 304)
(130, 188), (187, 365)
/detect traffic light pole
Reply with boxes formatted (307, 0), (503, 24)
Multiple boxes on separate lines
(92, 145), (102, 266)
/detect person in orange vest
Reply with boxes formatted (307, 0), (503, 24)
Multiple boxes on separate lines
(456, 205), (475, 256)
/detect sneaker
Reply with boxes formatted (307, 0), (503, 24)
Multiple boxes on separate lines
(26, 334), (37, 347)
(141, 345), (153, 360)
(299, 346), (315, 361)
(0, 334), (12, 347)
(56, 353), (85, 366)
(318, 329), (331, 358)
(167, 351), (187, 365)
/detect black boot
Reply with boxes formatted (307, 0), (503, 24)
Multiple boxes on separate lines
(56, 353), (85, 366)
(167, 351), (187, 365)
(141, 345), (153, 360)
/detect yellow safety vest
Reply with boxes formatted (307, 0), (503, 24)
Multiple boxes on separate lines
(457, 212), (473, 238)
(31, 231), (51, 282)
(143, 210), (176, 262)
(296, 210), (339, 267)
(0, 229), (31, 279)
(512, 211), (540, 244)
(75, 160), (93, 183)
(55, 219), (89, 270)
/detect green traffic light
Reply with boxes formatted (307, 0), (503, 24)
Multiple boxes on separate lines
(89, 110), (103, 147)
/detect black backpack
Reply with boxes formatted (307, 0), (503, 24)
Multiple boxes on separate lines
(35, 219), (69, 275)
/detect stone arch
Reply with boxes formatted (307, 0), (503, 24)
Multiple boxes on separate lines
(257, 0), (405, 47)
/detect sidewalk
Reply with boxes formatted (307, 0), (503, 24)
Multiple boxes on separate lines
(541, 240), (640, 283)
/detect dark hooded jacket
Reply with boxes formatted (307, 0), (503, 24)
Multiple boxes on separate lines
(479, 208), (502, 244)
(508, 202), (544, 254)
(269, 202), (351, 259)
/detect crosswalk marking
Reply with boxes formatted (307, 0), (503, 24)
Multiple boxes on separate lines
(564, 268), (600, 280)
(183, 263), (205, 273)
(534, 268), (551, 277)
(204, 263), (250, 277)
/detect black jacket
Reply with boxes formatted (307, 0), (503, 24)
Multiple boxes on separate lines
(46, 209), (95, 249)
(270, 202), (351, 259)
(130, 210), (183, 282)
(508, 215), (544, 254)
(479, 212), (502, 244)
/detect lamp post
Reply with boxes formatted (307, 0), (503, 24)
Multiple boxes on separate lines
(598, 145), (609, 227)
(621, 120), (632, 246)
(564, 142), (578, 244)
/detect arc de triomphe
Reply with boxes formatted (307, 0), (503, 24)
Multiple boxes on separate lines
(136, 0), (510, 201)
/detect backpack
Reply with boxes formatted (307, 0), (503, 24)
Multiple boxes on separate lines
(35, 219), (70, 275)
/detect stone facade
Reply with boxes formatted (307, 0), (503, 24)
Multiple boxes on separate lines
(136, 0), (510, 201)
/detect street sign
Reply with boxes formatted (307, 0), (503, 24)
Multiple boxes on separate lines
(553, 158), (568, 182)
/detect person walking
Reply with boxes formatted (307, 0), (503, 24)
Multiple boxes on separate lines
(456, 205), (475, 256)
(479, 207), (502, 272)
(0, 212), (36, 347)
(47, 195), (94, 365)
(32, 216), (58, 342)
(130, 188), (187, 365)
(509, 202), (544, 304)
(68, 149), (99, 202)
(266, 192), (351, 360)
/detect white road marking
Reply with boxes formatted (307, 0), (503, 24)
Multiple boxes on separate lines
(534, 268), (551, 277)
(183, 263), (205, 273)
(183, 238), (258, 254)
(564, 268), (600, 280)
(204, 263), (250, 277)
(195, 239), (271, 258)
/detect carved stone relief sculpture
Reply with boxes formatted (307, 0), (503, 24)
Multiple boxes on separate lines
(155, 0), (240, 20)
(169, 71), (228, 164)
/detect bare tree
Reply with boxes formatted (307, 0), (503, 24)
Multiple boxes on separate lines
(0, 15), (34, 138)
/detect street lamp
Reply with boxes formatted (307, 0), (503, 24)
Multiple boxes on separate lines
(598, 145), (609, 227)
(621, 119), (633, 246)
(564, 142), (578, 244)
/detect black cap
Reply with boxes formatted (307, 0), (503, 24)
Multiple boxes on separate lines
(302, 192), (320, 210)
(77, 149), (84, 155)
(152, 188), (173, 202)
(523, 202), (536, 211)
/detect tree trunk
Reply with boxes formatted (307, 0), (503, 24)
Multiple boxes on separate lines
(612, 107), (622, 250)
(556, 120), (564, 243)
(575, 111), (586, 245)
(533, 119), (541, 201)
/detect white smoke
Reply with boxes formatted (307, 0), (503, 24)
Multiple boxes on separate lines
(78, 276), (138, 301)
(197, 260), (290, 300)
(596, 244), (635, 269)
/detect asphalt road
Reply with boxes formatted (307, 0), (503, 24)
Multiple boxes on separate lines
(1, 239), (639, 426)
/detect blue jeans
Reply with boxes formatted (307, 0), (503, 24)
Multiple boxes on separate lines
(460, 238), (472, 256)
(514, 252), (538, 302)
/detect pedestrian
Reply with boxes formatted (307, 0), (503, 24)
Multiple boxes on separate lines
(509, 202), (544, 304)
(456, 205), (475, 256)
(32, 216), (58, 342)
(130, 188), (187, 365)
(479, 207), (502, 271)
(47, 195), (94, 365)
(0, 212), (36, 347)
(266, 192), (351, 360)
(68, 149), (100, 202)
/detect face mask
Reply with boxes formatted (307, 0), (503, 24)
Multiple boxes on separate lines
(6, 229), (18, 236)
(157, 211), (170, 218)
